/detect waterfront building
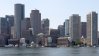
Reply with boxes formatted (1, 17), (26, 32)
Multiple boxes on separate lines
(47, 37), (52, 46)
(50, 29), (60, 46)
(86, 11), (98, 46)
(69, 14), (81, 42)
(0, 17), (13, 45)
(57, 37), (69, 47)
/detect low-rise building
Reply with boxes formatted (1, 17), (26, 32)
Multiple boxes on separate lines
(57, 37), (69, 47)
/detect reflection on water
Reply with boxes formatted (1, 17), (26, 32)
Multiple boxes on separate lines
(0, 47), (99, 56)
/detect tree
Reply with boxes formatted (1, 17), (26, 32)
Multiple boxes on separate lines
(75, 39), (83, 45)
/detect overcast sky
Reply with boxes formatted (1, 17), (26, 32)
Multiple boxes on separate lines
(0, 0), (99, 29)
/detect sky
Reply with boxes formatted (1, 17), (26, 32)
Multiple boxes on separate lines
(0, 0), (99, 29)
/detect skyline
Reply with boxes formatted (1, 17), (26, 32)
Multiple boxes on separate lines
(0, 0), (99, 29)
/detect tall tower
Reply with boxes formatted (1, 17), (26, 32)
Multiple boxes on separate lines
(41, 18), (49, 35)
(6, 15), (14, 38)
(58, 25), (65, 37)
(0, 17), (8, 34)
(14, 4), (24, 38)
(30, 9), (41, 35)
(69, 14), (81, 41)
(65, 19), (69, 37)
(81, 22), (87, 38)
(87, 12), (98, 46)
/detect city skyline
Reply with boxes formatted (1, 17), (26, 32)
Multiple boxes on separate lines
(0, 0), (99, 29)
(0, 1), (98, 47)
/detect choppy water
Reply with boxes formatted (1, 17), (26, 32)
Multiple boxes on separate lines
(0, 47), (99, 56)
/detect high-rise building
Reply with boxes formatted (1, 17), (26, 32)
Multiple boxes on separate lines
(0, 17), (9, 45)
(41, 18), (49, 35)
(5, 15), (14, 38)
(87, 12), (98, 46)
(14, 4), (24, 38)
(65, 19), (69, 37)
(0, 17), (8, 35)
(58, 25), (65, 37)
(25, 18), (31, 30)
(21, 18), (32, 43)
(69, 14), (81, 41)
(30, 9), (41, 35)
(6, 15), (14, 27)
(21, 19), (27, 38)
(81, 22), (86, 38)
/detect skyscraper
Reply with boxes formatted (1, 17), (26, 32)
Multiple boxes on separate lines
(41, 18), (49, 35)
(0, 17), (8, 34)
(87, 12), (98, 46)
(81, 22), (86, 38)
(14, 4), (24, 38)
(6, 15), (14, 27)
(0, 17), (9, 45)
(65, 19), (69, 37)
(6, 15), (14, 38)
(30, 9), (41, 35)
(58, 25), (65, 37)
(69, 14), (81, 41)
(25, 18), (31, 30)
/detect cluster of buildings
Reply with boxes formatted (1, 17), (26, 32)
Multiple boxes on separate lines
(0, 3), (99, 47)
(57, 12), (98, 47)
(0, 4), (49, 47)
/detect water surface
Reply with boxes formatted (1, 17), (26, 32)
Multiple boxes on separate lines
(0, 47), (99, 56)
